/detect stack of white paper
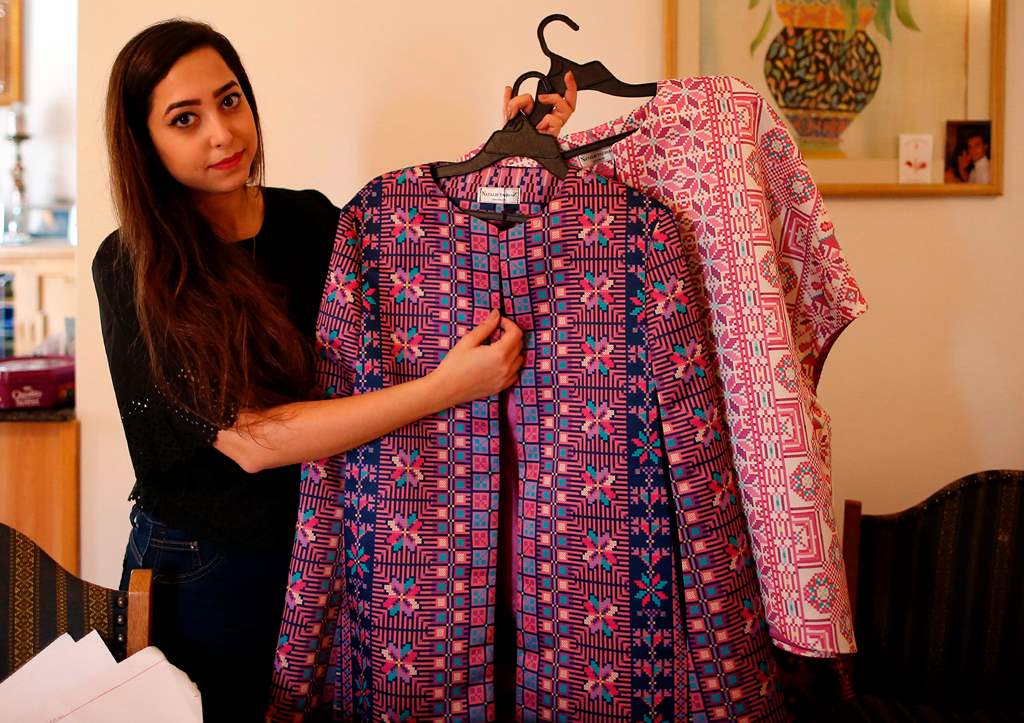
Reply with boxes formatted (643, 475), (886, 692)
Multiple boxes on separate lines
(0, 631), (202, 721)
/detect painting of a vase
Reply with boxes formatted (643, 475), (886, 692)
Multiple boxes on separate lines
(763, 1), (888, 157)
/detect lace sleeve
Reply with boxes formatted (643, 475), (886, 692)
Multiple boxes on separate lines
(92, 234), (227, 482)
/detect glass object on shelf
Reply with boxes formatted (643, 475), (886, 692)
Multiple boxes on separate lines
(2, 103), (30, 245)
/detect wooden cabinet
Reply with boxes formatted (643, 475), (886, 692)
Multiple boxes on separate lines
(0, 416), (79, 574)
(0, 243), (79, 573)
(0, 242), (76, 357)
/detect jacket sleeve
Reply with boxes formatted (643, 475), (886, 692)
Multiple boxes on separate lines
(269, 184), (371, 720)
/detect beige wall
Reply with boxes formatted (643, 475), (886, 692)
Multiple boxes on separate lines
(77, 1), (1023, 586)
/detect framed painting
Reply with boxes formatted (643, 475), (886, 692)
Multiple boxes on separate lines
(0, 0), (21, 106)
(664, 0), (1006, 197)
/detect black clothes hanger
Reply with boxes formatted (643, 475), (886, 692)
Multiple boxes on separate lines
(433, 72), (568, 182)
(431, 74), (569, 229)
(506, 67), (639, 166)
(524, 14), (658, 126)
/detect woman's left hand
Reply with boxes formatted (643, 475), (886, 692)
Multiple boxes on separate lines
(502, 71), (578, 136)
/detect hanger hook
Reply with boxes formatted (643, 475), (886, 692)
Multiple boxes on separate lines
(511, 71), (554, 99)
(537, 14), (580, 58)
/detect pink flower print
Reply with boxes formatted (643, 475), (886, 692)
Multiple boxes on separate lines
(774, 354), (800, 393)
(341, 218), (358, 248)
(361, 279), (377, 312)
(387, 513), (423, 552)
(382, 642), (418, 683)
(583, 531), (617, 572)
(353, 672), (371, 708)
(581, 336), (615, 376)
(709, 469), (738, 509)
(274, 634), (291, 672)
(395, 165), (422, 185)
(578, 207), (615, 248)
(285, 571), (304, 610)
(649, 222), (668, 252)
(390, 267), (425, 304)
(391, 207), (424, 244)
(384, 577), (421, 618)
(347, 543), (370, 577)
(325, 268), (358, 305)
(629, 288), (647, 324)
(581, 465), (615, 507)
(316, 326), (344, 363)
(756, 660), (777, 696)
(391, 327), (423, 363)
(583, 595), (618, 637)
(786, 167), (815, 206)
(354, 355), (381, 380)
(670, 340), (706, 383)
(581, 401), (615, 441)
(630, 427), (662, 465)
(633, 571), (669, 608)
(583, 660), (619, 703)
(300, 459), (326, 485)
(295, 508), (317, 548)
(634, 216), (668, 254)
(762, 127), (795, 162)
(726, 533), (752, 571)
(759, 251), (781, 288)
(650, 276), (689, 317)
(741, 597), (766, 636)
(690, 405), (723, 446)
(790, 461), (820, 501)
(390, 449), (424, 488)
(580, 272), (615, 311)
(804, 572), (838, 614)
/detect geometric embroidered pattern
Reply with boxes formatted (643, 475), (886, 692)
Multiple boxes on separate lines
(558, 76), (866, 657)
(270, 164), (788, 721)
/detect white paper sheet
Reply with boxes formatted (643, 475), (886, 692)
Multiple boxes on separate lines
(1, 631), (116, 719)
(0, 635), (201, 722)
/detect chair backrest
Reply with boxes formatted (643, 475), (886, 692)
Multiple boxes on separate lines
(0, 522), (152, 681)
(844, 470), (1024, 709)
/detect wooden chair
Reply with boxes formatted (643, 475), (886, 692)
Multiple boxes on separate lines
(0, 521), (152, 681)
(840, 469), (1024, 720)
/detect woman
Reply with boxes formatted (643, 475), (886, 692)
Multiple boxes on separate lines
(93, 19), (577, 720)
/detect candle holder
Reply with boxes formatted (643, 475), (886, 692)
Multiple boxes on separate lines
(2, 104), (30, 246)
(1, 130), (30, 246)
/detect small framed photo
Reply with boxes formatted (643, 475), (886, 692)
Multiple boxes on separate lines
(27, 205), (71, 239)
(944, 121), (992, 185)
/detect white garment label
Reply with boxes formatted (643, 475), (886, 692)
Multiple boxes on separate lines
(576, 147), (616, 170)
(477, 187), (521, 204)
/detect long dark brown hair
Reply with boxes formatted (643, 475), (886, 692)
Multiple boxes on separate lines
(105, 19), (315, 426)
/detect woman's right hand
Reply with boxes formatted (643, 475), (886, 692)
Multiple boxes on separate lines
(219, 309), (524, 472)
(430, 309), (524, 406)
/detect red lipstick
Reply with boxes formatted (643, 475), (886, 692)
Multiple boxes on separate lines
(210, 150), (243, 171)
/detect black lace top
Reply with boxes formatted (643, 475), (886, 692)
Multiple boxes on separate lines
(92, 187), (339, 549)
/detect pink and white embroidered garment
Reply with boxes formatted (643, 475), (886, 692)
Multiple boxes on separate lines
(552, 75), (867, 656)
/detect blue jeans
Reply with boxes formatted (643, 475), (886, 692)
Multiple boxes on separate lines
(119, 505), (292, 721)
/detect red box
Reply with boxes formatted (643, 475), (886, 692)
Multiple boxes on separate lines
(0, 356), (75, 409)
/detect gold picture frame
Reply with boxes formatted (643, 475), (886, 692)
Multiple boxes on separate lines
(0, 0), (22, 106)
(663, 0), (1006, 198)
